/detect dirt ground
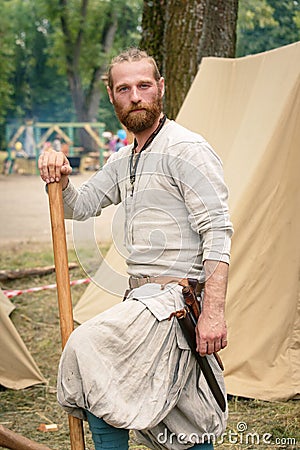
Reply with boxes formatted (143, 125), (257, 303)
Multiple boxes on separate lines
(0, 172), (116, 250)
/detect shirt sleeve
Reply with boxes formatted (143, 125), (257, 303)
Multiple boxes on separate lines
(62, 154), (121, 221)
(169, 141), (233, 264)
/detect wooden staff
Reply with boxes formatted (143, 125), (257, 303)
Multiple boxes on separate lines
(48, 181), (85, 450)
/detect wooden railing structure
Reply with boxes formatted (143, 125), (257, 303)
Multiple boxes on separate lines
(5, 122), (106, 174)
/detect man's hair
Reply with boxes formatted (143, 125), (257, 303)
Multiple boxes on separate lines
(107, 47), (161, 89)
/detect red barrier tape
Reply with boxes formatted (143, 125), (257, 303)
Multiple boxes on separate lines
(3, 278), (91, 299)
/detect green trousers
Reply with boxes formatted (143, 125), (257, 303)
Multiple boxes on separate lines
(86, 411), (214, 450)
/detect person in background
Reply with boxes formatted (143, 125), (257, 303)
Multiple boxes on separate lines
(39, 48), (233, 450)
(115, 137), (125, 151)
(2, 141), (27, 174)
(52, 135), (62, 152)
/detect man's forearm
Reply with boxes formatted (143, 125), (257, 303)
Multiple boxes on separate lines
(196, 260), (229, 355)
(202, 260), (229, 313)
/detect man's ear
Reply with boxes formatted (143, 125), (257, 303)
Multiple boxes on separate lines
(159, 77), (165, 98)
(107, 86), (114, 104)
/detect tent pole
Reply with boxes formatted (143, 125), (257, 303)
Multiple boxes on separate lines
(48, 181), (85, 450)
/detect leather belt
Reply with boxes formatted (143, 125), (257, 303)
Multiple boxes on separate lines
(129, 275), (204, 295)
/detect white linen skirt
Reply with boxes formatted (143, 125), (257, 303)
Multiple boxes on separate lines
(57, 284), (227, 449)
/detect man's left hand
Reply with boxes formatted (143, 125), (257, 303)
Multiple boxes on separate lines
(196, 311), (227, 356)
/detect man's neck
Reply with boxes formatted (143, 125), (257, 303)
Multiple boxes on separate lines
(134, 114), (165, 153)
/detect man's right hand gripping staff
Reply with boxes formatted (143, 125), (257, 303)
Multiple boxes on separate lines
(38, 149), (72, 190)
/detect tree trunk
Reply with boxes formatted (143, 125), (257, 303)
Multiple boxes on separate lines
(140, 0), (167, 74)
(164, 0), (205, 119)
(141, 0), (239, 119)
(198, 0), (238, 61)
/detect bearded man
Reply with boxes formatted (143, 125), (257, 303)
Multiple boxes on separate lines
(39, 48), (233, 450)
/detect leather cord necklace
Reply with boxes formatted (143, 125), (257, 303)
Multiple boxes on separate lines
(129, 114), (167, 196)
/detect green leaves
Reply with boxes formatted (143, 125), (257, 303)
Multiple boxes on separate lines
(0, 0), (143, 145)
(237, 0), (300, 56)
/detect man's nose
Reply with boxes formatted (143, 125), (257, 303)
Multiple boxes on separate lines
(130, 87), (142, 103)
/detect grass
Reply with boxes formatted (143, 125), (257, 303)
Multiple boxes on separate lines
(0, 243), (299, 449)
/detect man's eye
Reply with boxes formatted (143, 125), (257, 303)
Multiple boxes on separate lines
(140, 84), (151, 89)
(118, 86), (128, 92)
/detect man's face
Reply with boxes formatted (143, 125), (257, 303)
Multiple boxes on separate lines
(107, 60), (165, 133)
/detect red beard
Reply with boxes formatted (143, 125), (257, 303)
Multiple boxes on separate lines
(113, 92), (163, 133)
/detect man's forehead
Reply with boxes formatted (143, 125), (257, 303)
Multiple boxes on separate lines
(111, 60), (155, 85)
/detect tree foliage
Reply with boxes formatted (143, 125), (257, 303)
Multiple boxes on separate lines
(0, 0), (142, 147)
(1, 0), (300, 147)
(0, 3), (15, 125)
(1, 0), (74, 125)
(237, 0), (300, 56)
(43, 0), (142, 126)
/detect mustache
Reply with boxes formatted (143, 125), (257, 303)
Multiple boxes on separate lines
(127, 103), (149, 112)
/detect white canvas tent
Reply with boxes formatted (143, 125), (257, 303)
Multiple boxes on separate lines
(74, 42), (300, 401)
(73, 234), (128, 323)
(0, 290), (46, 389)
